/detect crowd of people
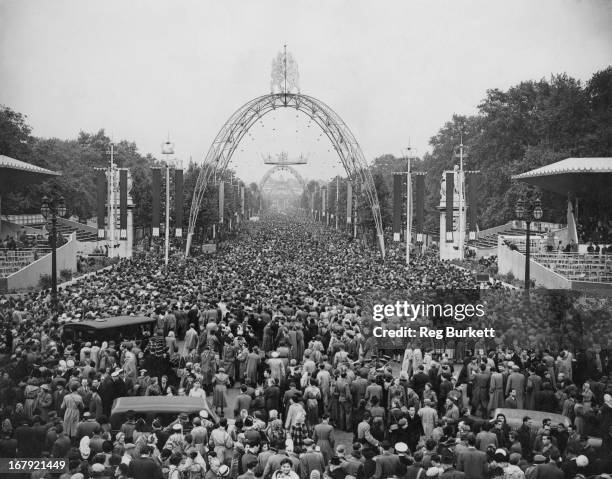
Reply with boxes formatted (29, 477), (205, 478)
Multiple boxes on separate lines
(0, 214), (611, 479)
(577, 216), (612, 247)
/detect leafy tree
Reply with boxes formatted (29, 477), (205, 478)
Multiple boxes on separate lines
(0, 105), (33, 160)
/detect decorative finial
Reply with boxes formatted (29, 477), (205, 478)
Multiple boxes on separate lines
(271, 46), (300, 95)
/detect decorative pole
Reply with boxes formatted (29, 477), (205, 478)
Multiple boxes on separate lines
(161, 138), (175, 267)
(106, 143), (116, 258)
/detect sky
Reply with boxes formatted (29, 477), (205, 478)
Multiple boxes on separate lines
(1, 0), (611, 184)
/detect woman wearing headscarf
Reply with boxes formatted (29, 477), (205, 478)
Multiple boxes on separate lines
(23, 377), (40, 419)
(222, 338), (237, 387)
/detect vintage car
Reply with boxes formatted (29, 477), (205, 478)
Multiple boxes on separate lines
(109, 396), (219, 431)
(492, 408), (601, 448)
(61, 315), (157, 344)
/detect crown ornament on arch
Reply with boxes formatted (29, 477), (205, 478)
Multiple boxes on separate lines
(271, 45), (300, 95)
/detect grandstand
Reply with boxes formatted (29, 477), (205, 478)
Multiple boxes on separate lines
(531, 252), (612, 283)
(501, 157), (612, 292)
(468, 221), (565, 252)
(470, 223), (531, 249)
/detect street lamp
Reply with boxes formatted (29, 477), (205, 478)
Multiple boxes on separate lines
(41, 194), (66, 312)
(514, 197), (543, 292)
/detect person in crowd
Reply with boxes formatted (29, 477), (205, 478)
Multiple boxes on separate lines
(0, 214), (610, 477)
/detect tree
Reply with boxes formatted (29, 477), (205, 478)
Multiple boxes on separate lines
(0, 105), (33, 161)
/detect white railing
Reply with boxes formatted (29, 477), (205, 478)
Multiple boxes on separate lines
(0, 251), (36, 278)
(498, 234), (546, 253)
(509, 220), (566, 232)
(2, 214), (46, 225)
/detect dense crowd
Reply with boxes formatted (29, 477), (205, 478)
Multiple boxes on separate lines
(0, 214), (611, 479)
(578, 217), (612, 246)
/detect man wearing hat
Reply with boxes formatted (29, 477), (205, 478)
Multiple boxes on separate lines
(37, 383), (53, 421)
(373, 440), (401, 479)
(340, 443), (365, 479)
(76, 411), (100, 440)
(438, 448), (464, 478)
(299, 437), (325, 479)
(530, 452), (563, 479)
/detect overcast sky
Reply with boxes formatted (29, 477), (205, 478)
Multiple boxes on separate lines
(1, 0), (611, 183)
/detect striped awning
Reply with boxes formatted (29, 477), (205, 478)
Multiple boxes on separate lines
(512, 158), (612, 196)
(0, 154), (61, 176)
(513, 158), (612, 179)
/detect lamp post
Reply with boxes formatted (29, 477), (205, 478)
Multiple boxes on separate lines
(514, 197), (543, 292)
(41, 195), (66, 312)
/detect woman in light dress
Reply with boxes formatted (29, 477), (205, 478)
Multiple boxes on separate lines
(212, 367), (231, 416)
(61, 383), (84, 438)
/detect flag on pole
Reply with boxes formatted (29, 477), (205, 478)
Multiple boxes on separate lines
(119, 169), (128, 239)
(175, 168), (183, 237)
(96, 169), (106, 239)
(151, 168), (161, 237)
(346, 182), (352, 224)
(446, 172), (454, 242)
(219, 181), (225, 224)
(467, 173), (478, 240)
(415, 174), (425, 241)
(392, 173), (402, 241)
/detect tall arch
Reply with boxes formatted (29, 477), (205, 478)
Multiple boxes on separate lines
(186, 93), (385, 257)
(259, 165), (306, 193)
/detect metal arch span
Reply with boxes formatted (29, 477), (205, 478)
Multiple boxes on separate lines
(186, 93), (385, 257)
(259, 165), (306, 193)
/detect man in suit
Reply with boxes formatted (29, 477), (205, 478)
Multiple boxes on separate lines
(456, 434), (487, 479)
(350, 372), (368, 410)
(475, 422), (498, 452)
(356, 413), (380, 449)
(372, 440), (401, 479)
(505, 365), (526, 409)
(234, 385), (252, 417)
(411, 365), (429, 397)
(471, 364), (490, 418)
(128, 445), (163, 479)
(238, 460), (258, 479)
(341, 443), (365, 479)
(403, 450), (425, 479)
(439, 448), (465, 478)
(532, 451), (564, 478)
(299, 438), (326, 479)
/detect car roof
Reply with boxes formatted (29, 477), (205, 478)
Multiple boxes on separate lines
(63, 315), (156, 330)
(110, 396), (210, 416)
(493, 408), (570, 426)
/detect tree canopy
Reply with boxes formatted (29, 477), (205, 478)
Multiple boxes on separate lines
(1, 65), (610, 236)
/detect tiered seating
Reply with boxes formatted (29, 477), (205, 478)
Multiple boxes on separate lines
(0, 249), (40, 277)
(531, 252), (612, 283)
(29, 217), (98, 242)
(470, 225), (531, 249)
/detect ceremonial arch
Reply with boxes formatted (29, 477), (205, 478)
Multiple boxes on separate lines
(186, 53), (385, 257)
(259, 165), (306, 193)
